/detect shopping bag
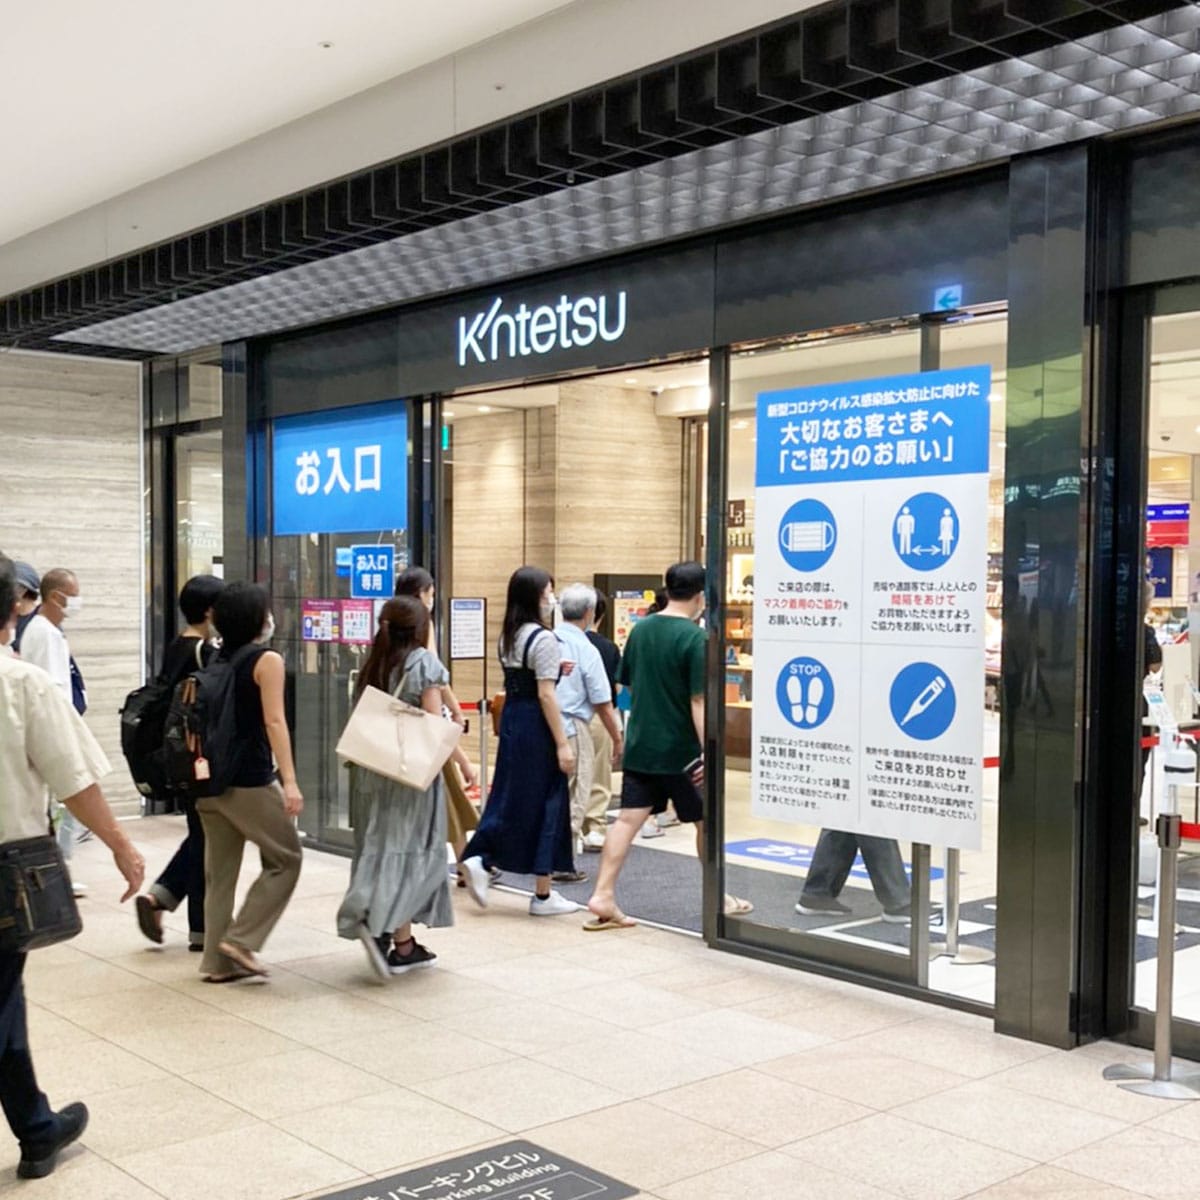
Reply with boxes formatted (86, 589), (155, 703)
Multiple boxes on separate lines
(335, 684), (462, 791)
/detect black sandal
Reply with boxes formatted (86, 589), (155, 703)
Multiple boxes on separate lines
(135, 895), (164, 945)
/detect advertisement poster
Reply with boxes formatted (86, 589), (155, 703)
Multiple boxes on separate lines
(450, 598), (486, 660)
(612, 590), (657, 651)
(752, 365), (990, 851)
(339, 600), (375, 645)
(301, 599), (340, 642)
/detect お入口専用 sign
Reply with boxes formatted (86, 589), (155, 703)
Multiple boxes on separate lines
(752, 365), (991, 851)
(272, 400), (407, 536)
(350, 544), (395, 600)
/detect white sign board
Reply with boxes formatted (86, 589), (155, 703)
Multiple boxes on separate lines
(450, 598), (487, 660)
(752, 365), (991, 851)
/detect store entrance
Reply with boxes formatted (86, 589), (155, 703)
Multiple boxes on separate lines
(438, 359), (709, 931)
(1126, 298), (1200, 1056)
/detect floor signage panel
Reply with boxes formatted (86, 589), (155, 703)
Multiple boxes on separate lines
(311, 1141), (636, 1200)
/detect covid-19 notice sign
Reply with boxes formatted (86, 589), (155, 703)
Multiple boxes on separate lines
(751, 365), (991, 851)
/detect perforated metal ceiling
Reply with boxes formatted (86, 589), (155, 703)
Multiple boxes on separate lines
(6, 0), (1198, 356)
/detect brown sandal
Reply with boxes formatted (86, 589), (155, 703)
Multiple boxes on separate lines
(218, 941), (269, 977)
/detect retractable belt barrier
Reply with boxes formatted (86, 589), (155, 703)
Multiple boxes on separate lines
(1104, 737), (1200, 1100)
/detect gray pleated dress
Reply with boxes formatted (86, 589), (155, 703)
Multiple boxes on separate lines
(336, 648), (455, 940)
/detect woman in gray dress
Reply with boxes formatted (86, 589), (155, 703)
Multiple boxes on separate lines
(337, 595), (454, 979)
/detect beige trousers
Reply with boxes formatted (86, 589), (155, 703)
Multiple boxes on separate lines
(585, 716), (613, 839)
(197, 782), (302, 976)
(566, 716), (597, 840)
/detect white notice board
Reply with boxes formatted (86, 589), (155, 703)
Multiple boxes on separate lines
(450, 598), (487, 660)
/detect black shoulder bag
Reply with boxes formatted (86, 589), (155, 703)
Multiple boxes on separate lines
(0, 830), (82, 953)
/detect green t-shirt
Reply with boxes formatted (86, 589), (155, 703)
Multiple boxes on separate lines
(619, 613), (706, 774)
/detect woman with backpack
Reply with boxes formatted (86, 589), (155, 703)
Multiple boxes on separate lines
(336, 595), (454, 978)
(134, 574), (224, 951)
(197, 582), (303, 983)
(459, 566), (579, 917)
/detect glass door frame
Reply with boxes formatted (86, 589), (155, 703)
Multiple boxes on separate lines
(703, 318), (995, 1004)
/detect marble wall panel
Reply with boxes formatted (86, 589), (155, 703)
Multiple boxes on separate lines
(0, 351), (143, 813)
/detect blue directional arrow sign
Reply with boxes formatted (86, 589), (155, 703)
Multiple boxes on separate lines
(934, 284), (963, 311)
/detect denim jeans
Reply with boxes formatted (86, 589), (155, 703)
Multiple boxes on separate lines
(0, 954), (56, 1151)
(801, 829), (911, 912)
(149, 798), (206, 946)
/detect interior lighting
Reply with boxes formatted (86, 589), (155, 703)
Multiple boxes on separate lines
(477, 405), (492, 413)
(443, 410), (456, 418)
(624, 377), (639, 384)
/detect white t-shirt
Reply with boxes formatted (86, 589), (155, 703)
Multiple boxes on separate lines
(18, 612), (71, 696)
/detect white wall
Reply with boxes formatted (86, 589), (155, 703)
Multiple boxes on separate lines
(0, 0), (825, 295)
(0, 350), (143, 813)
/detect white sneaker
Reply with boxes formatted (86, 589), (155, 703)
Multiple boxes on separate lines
(655, 813), (680, 829)
(529, 890), (580, 917)
(71, 880), (88, 898)
(583, 831), (606, 852)
(357, 924), (391, 984)
(460, 857), (489, 909)
(640, 821), (664, 839)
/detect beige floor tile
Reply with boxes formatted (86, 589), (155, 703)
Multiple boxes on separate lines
(25, 1003), (95, 1049)
(276, 950), (388, 993)
(547, 977), (713, 1028)
(964, 1163), (1151, 1197)
(1144, 1103), (1200, 1142)
(114, 1122), (362, 1200)
(757, 1043), (973, 1109)
(0, 1150), (164, 1200)
(650, 1068), (874, 1147)
(105, 948), (210, 986)
(30, 1036), (169, 1099)
(535, 1029), (740, 1097)
(990, 1051), (1186, 1124)
(412, 1057), (626, 1132)
(455, 953), (614, 997)
(686, 971), (815, 1008)
(233, 991), (421, 1044)
(82, 1076), (256, 1158)
(657, 1150), (897, 1200)
(102, 1012), (298, 1075)
(323, 1024), (516, 1085)
(180, 964), (338, 1013)
(639, 957), (760, 995)
(275, 1086), (505, 1174)
(644, 1008), (830, 1066)
(892, 1079), (1128, 1161)
(186, 1047), (393, 1119)
(254, 923), (347, 964)
(363, 968), (521, 1021)
(784, 1111), (1035, 1200)
(23, 956), (147, 1005)
(1055, 1125), (1200, 1198)
(438, 997), (621, 1057)
(530, 1098), (761, 1191)
(847, 1016), (1056, 1078)
(550, 937), (705, 980)
(746, 991), (928, 1040)
(45, 982), (215, 1036)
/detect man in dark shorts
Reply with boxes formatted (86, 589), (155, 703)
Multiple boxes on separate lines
(585, 562), (751, 930)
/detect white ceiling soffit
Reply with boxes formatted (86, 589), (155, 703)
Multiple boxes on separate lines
(57, 9), (1200, 356)
(0, 0), (579, 248)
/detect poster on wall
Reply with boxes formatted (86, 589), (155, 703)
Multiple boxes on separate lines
(612, 590), (657, 651)
(339, 600), (375, 645)
(752, 365), (991, 851)
(301, 600), (341, 642)
(450, 598), (486, 660)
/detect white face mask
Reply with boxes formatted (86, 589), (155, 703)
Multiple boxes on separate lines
(257, 614), (276, 644)
(540, 594), (557, 623)
(60, 593), (82, 618)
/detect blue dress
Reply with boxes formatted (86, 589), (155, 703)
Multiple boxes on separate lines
(462, 628), (573, 876)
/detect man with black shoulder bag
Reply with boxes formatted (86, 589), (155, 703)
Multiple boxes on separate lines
(0, 554), (144, 1179)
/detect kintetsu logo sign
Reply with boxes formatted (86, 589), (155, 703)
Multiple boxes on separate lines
(457, 290), (628, 366)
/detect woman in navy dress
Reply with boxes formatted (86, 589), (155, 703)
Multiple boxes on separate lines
(460, 567), (579, 916)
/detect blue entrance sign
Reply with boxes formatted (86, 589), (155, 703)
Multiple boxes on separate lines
(755, 364), (990, 487)
(725, 838), (944, 882)
(350, 544), (395, 599)
(272, 401), (407, 536)
(933, 284), (963, 312)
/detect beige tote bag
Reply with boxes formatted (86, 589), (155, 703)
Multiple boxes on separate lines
(335, 681), (462, 791)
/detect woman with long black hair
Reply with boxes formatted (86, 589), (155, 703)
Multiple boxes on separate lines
(460, 566), (579, 916)
(337, 595), (454, 978)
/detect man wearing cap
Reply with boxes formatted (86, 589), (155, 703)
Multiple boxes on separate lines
(0, 553), (145, 1178)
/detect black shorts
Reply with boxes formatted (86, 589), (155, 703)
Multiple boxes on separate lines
(620, 768), (704, 824)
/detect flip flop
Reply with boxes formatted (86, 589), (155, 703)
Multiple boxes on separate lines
(218, 941), (269, 977)
(135, 895), (164, 945)
(202, 970), (252, 984)
(583, 910), (637, 932)
(724, 895), (754, 916)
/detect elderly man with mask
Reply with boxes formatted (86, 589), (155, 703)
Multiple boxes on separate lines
(0, 553), (144, 1178)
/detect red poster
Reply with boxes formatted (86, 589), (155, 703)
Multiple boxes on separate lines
(340, 599), (375, 645)
(301, 600), (340, 642)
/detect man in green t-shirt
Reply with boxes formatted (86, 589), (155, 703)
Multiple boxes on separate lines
(587, 562), (747, 930)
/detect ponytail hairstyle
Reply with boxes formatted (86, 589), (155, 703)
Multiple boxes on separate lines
(357, 595), (430, 696)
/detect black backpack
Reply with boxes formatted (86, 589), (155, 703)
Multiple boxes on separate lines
(162, 645), (260, 798)
(119, 640), (205, 797)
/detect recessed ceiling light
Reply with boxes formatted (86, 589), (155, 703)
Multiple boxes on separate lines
(732, 419), (749, 430)
(625, 377), (638, 384)
(443, 410), (456, 418)
(477, 405), (492, 413)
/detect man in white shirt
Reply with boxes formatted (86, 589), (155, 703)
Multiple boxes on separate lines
(554, 584), (623, 878)
(0, 554), (144, 1179)
(17, 568), (88, 879)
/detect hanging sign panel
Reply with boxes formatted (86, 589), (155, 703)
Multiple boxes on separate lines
(272, 400), (407, 536)
(752, 364), (991, 851)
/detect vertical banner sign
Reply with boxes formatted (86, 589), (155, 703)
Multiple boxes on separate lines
(272, 401), (408, 536)
(752, 365), (991, 851)
(450, 598), (486, 660)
